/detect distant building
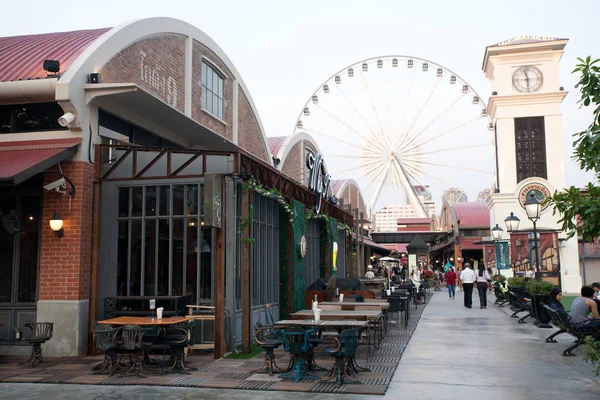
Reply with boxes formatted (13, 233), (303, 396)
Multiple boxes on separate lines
(373, 204), (417, 231)
(443, 187), (467, 204)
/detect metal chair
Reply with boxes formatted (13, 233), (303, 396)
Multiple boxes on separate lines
(162, 320), (197, 374)
(92, 324), (120, 376)
(278, 328), (319, 382)
(253, 322), (284, 375)
(19, 322), (53, 368)
(117, 324), (153, 378)
(322, 329), (361, 386)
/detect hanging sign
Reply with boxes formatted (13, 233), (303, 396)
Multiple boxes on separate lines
(518, 182), (550, 211)
(306, 150), (331, 213)
(494, 241), (510, 270)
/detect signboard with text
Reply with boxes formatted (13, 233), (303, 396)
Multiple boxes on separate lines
(495, 242), (510, 270)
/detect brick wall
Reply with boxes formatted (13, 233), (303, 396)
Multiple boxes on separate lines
(99, 35), (186, 113)
(237, 88), (268, 162)
(39, 162), (94, 301)
(192, 41), (233, 141)
(282, 141), (302, 183)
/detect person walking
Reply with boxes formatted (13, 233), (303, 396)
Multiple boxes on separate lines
(445, 267), (457, 300)
(475, 265), (491, 309)
(459, 262), (476, 308)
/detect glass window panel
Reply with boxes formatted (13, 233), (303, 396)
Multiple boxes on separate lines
(119, 187), (130, 217)
(213, 73), (219, 94)
(145, 187), (157, 216)
(207, 93), (213, 115)
(131, 187), (143, 217)
(17, 195), (40, 303)
(110, 148), (134, 179)
(133, 128), (161, 148)
(172, 218), (184, 296)
(159, 186), (170, 216)
(173, 185), (184, 216)
(200, 184), (205, 217)
(135, 150), (156, 173)
(130, 220), (142, 295)
(186, 222), (198, 305)
(206, 155), (234, 174)
(171, 153), (194, 173)
(218, 78), (223, 97)
(157, 219), (170, 296)
(199, 228), (212, 301)
(201, 63), (207, 86)
(144, 153), (168, 177)
(0, 105), (11, 133)
(0, 196), (16, 302)
(144, 219), (156, 296)
(116, 221), (129, 296)
(201, 88), (207, 110)
(186, 185), (198, 216)
(13, 102), (65, 132)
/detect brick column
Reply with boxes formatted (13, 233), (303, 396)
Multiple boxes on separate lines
(38, 161), (94, 356)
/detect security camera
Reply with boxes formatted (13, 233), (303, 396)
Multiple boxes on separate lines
(44, 178), (66, 192)
(58, 112), (75, 127)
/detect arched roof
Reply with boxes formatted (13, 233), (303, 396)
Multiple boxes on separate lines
(330, 178), (368, 216)
(451, 202), (490, 228)
(267, 136), (286, 157)
(0, 28), (110, 82)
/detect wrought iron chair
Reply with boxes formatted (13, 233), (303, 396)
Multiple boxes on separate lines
(278, 327), (319, 382)
(116, 324), (153, 378)
(162, 320), (197, 374)
(322, 328), (361, 386)
(19, 322), (54, 368)
(253, 322), (284, 375)
(92, 324), (120, 376)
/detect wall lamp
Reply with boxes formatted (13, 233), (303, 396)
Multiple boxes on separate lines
(49, 211), (64, 238)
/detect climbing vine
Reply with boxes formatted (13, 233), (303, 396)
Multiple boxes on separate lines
(337, 222), (353, 235)
(239, 177), (294, 244)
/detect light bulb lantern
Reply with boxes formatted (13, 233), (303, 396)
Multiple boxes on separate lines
(524, 193), (541, 222)
(49, 210), (64, 238)
(491, 223), (504, 241)
(504, 212), (520, 233)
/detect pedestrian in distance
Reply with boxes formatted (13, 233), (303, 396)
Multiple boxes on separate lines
(475, 265), (491, 309)
(445, 267), (457, 300)
(459, 262), (476, 308)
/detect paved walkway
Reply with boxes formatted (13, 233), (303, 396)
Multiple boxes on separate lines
(2, 290), (600, 399)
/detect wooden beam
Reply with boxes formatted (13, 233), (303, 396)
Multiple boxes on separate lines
(214, 179), (225, 358)
(241, 190), (252, 353)
(88, 145), (103, 355)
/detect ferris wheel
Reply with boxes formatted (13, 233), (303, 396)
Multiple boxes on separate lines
(293, 56), (495, 218)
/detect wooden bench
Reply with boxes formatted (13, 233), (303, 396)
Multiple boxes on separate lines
(543, 305), (600, 356)
(507, 291), (532, 323)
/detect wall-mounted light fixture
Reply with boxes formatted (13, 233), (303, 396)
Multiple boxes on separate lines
(49, 211), (64, 238)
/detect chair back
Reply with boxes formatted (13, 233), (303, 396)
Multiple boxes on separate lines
(93, 324), (118, 351)
(281, 327), (313, 355)
(386, 296), (402, 313)
(120, 324), (144, 351)
(338, 329), (358, 358)
(26, 322), (53, 340)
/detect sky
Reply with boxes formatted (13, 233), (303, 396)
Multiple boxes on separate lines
(1, 0), (597, 212)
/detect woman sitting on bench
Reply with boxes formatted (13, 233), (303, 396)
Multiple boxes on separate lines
(549, 288), (566, 313)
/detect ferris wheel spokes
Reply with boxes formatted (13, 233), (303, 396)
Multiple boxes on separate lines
(403, 115), (483, 155)
(392, 154), (427, 218)
(361, 75), (394, 150)
(405, 142), (493, 158)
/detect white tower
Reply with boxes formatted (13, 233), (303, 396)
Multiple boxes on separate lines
(483, 36), (581, 293)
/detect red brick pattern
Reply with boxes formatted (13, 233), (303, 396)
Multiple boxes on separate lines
(99, 35), (186, 113)
(281, 142), (302, 183)
(192, 41), (233, 141)
(39, 162), (94, 301)
(237, 88), (268, 163)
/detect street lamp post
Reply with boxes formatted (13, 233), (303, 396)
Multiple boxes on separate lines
(504, 212), (521, 277)
(491, 224), (504, 276)
(524, 193), (542, 280)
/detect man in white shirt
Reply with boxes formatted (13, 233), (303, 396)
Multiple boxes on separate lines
(365, 265), (375, 279)
(459, 262), (476, 309)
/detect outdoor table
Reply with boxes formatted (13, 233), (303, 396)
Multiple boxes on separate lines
(98, 316), (192, 326)
(290, 310), (381, 321)
(319, 301), (390, 310)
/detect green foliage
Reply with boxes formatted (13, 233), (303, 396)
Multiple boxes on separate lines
(546, 56), (600, 242)
(507, 276), (525, 287)
(583, 336), (600, 377)
(525, 279), (555, 295)
(337, 222), (353, 234)
(225, 344), (264, 359)
(492, 274), (506, 283)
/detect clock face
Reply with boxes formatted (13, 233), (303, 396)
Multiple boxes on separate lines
(512, 65), (543, 93)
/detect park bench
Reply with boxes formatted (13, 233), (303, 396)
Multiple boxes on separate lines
(543, 305), (600, 356)
(507, 290), (532, 324)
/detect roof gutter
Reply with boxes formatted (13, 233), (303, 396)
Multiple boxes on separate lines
(0, 78), (58, 103)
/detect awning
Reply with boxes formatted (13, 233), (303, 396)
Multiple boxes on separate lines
(0, 138), (81, 185)
(429, 241), (454, 253)
(352, 233), (391, 252)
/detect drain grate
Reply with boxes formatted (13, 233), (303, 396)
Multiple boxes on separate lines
(167, 376), (206, 386)
(310, 381), (347, 393)
(237, 380), (276, 390)
(216, 372), (252, 380)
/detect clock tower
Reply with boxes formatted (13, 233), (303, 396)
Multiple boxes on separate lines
(483, 36), (582, 292)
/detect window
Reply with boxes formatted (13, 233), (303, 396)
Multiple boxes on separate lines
(201, 62), (224, 120)
(515, 117), (547, 183)
(0, 102), (66, 133)
(99, 110), (182, 149)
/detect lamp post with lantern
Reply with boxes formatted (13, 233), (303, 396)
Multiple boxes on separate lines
(491, 224), (504, 276)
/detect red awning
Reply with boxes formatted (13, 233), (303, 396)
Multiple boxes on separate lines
(0, 138), (81, 185)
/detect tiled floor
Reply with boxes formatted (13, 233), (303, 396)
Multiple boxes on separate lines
(0, 298), (428, 395)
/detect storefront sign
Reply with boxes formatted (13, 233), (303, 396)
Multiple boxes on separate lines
(203, 173), (222, 228)
(518, 182), (550, 211)
(140, 50), (179, 108)
(306, 150), (331, 213)
(494, 241), (510, 270)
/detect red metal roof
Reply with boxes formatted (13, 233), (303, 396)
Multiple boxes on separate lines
(452, 202), (490, 228)
(0, 138), (81, 185)
(0, 28), (111, 82)
(267, 136), (287, 157)
(458, 238), (484, 250)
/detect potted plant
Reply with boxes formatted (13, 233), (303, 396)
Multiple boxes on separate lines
(507, 276), (524, 289)
(525, 280), (555, 328)
(492, 274), (506, 283)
